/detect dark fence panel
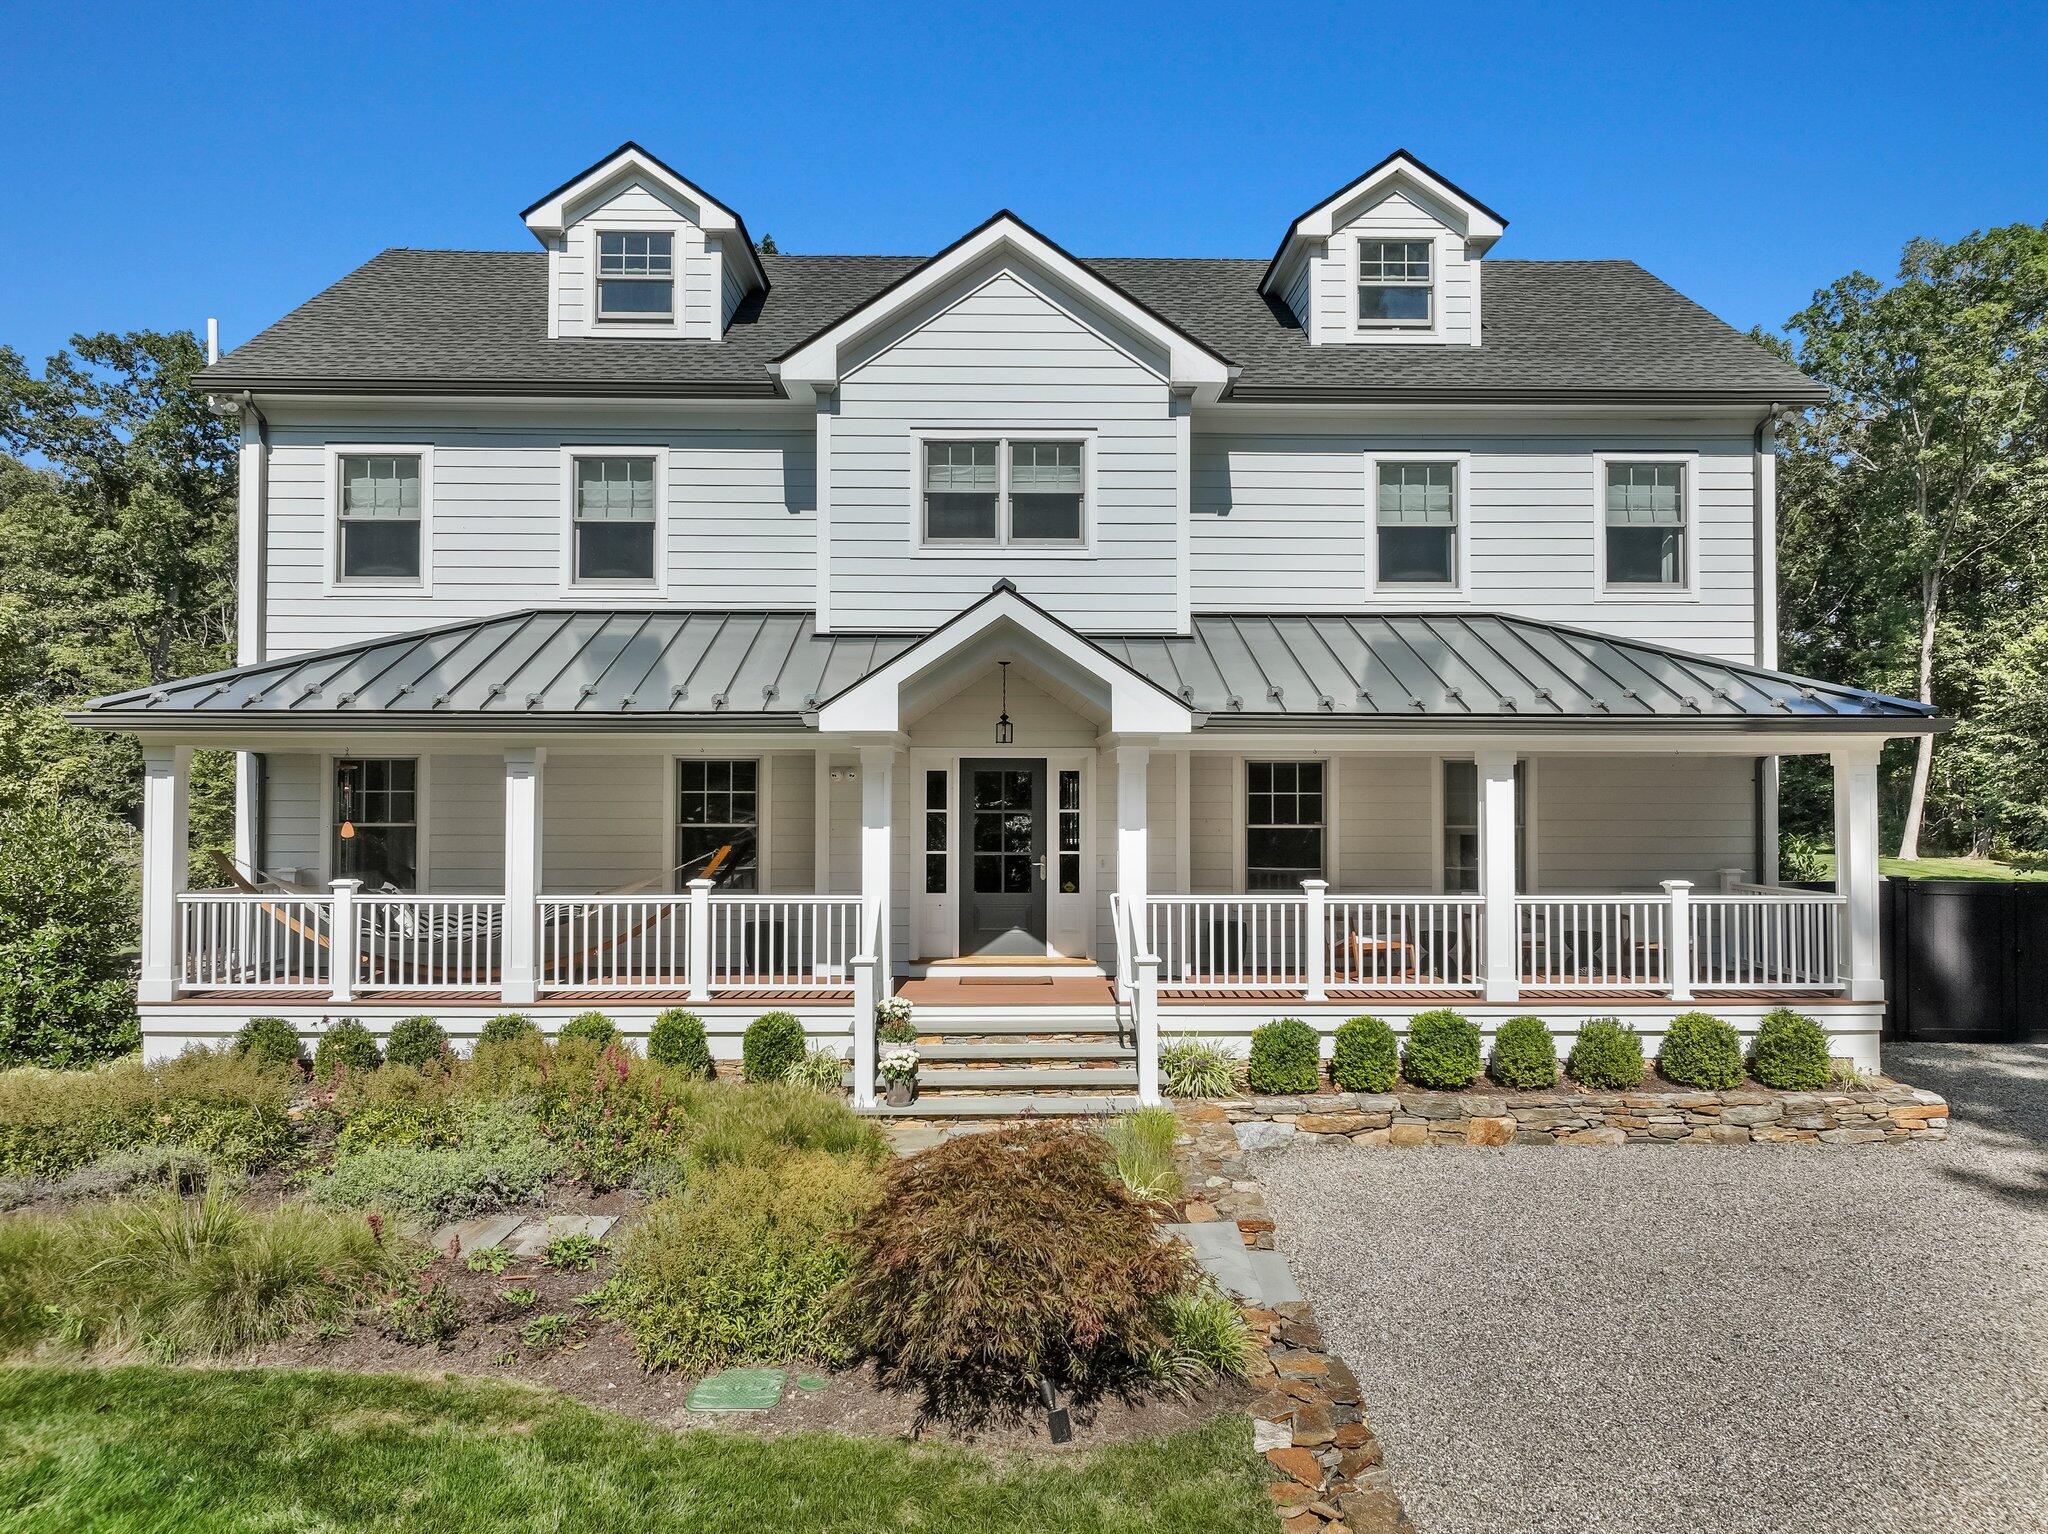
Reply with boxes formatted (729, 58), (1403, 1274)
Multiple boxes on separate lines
(1884, 879), (2048, 1044)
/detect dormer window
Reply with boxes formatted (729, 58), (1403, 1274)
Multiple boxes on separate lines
(1357, 240), (1433, 327)
(597, 232), (674, 320)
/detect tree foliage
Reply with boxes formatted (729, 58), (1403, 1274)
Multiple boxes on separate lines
(1775, 223), (2048, 858)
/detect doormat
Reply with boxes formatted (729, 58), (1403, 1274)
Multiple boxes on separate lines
(960, 975), (1054, 986)
(685, 1367), (786, 1412)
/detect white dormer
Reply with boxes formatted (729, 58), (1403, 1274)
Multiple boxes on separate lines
(522, 142), (768, 341)
(1261, 150), (1506, 348)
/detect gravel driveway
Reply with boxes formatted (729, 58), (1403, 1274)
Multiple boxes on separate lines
(1260, 1043), (2048, 1534)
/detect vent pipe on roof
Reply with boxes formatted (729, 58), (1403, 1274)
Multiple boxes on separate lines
(206, 318), (219, 365)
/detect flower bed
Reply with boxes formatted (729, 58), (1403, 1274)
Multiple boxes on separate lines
(1214, 1081), (1950, 1149)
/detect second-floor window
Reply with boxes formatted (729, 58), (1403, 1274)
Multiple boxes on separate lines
(597, 231), (674, 320)
(1604, 461), (1687, 587)
(922, 438), (1086, 547)
(572, 455), (658, 584)
(1358, 240), (1433, 327)
(1376, 461), (1458, 585)
(337, 454), (422, 583)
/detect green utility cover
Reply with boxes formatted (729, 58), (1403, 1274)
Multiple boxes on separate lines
(794, 1373), (829, 1393)
(685, 1367), (785, 1412)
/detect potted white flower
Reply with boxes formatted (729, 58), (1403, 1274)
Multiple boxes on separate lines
(875, 995), (915, 1044)
(878, 1042), (919, 1106)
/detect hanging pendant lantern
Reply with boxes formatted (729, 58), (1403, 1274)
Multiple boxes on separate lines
(995, 660), (1015, 745)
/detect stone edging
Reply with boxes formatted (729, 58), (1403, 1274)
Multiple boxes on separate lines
(1216, 1080), (1950, 1149)
(1172, 1104), (1411, 1534)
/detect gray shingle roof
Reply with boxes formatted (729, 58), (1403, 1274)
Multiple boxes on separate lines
(73, 609), (1938, 734)
(196, 249), (1820, 404)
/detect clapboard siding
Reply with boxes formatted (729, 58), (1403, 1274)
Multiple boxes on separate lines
(1534, 754), (1756, 889)
(1190, 420), (1758, 660)
(768, 752), (814, 891)
(262, 409), (815, 657)
(826, 268), (1182, 632)
(263, 753), (324, 882)
(430, 755), (506, 892)
(1338, 755), (1436, 890)
(543, 755), (667, 892)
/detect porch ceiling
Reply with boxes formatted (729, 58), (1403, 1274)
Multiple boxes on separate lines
(70, 604), (1944, 736)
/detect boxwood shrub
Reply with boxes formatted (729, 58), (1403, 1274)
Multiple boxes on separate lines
(1246, 1018), (1320, 1095)
(742, 1011), (807, 1083)
(384, 1015), (450, 1069)
(1658, 1011), (1744, 1090)
(232, 1016), (304, 1069)
(1566, 1018), (1645, 1089)
(558, 1011), (617, 1049)
(647, 1009), (713, 1076)
(1747, 1007), (1831, 1090)
(1401, 1009), (1481, 1089)
(476, 1013), (538, 1049)
(1487, 1015), (1558, 1089)
(312, 1018), (382, 1081)
(1329, 1015), (1397, 1093)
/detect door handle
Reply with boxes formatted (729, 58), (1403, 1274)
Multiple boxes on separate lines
(1033, 855), (1048, 882)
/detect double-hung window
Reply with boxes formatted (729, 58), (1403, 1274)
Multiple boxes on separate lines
(596, 231), (674, 320)
(1375, 461), (1458, 585)
(1603, 461), (1687, 587)
(572, 455), (658, 584)
(921, 437), (1086, 547)
(337, 454), (422, 583)
(1246, 761), (1324, 891)
(676, 759), (757, 890)
(333, 757), (418, 890)
(1357, 240), (1433, 328)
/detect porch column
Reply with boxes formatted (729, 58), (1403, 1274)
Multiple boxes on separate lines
(859, 745), (894, 986)
(1477, 749), (1520, 1003)
(137, 744), (192, 1005)
(1116, 745), (1151, 935)
(1832, 744), (1884, 1001)
(502, 747), (545, 1006)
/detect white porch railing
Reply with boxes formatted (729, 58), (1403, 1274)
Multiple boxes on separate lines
(356, 895), (505, 992)
(538, 896), (691, 992)
(1147, 895), (1309, 989)
(177, 892), (333, 991)
(1689, 892), (1846, 991)
(1516, 896), (1670, 991)
(707, 895), (863, 991)
(1326, 896), (1486, 990)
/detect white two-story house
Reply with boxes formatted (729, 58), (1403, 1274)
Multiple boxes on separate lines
(77, 144), (1942, 1110)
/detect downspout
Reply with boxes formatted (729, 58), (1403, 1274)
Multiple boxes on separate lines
(1754, 406), (1781, 881)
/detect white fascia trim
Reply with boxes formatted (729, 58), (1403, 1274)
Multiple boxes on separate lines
(816, 587), (1193, 736)
(522, 148), (763, 291)
(1263, 153), (1505, 297)
(777, 216), (1231, 395)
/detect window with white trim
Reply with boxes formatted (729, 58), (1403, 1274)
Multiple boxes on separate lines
(924, 769), (948, 895)
(676, 759), (757, 890)
(921, 437), (1086, 547)
(1441, 759), (1527, 892)
(1376, 461), (1457, 585)
(1357, 240), (1432, 327)
(333, 757), (417, 890)
(337, 454), (422, 582)
(572, 455), (658, 583)
(1604, 461), (1687, 586)
(1246, 761), (1324, 890)
(596, 231), (674, 320)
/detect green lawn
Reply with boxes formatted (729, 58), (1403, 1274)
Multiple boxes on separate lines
(0, 1366), (1274, 1534)
(1810, 852), (2048, 883)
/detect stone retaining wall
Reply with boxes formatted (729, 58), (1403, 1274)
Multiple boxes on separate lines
(1173, 1105), (1411, 1534)
(1218, 1081), (1950, 1149)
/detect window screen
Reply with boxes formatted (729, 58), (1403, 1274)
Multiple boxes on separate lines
(1605, 462), (1686, 585)
(1376, 462), (1456, 584)
(574, 456), (657, 582)
(337, 455), (422, 581)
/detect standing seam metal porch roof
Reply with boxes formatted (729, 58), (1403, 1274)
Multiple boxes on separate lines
(71, 608), (1943, 733)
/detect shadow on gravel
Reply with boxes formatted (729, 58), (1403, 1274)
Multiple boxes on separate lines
(1889, 1042), (2048, 1209)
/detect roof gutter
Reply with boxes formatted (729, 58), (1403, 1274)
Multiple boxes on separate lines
(1223, 384), (1829, 407)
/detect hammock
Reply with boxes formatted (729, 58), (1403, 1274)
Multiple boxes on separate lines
(205, 846), (734, 975)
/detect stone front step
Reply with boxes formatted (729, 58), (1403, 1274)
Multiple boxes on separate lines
(899, 1066), (1139, 1090)
(914, 1040), (1135, 1062)
(904, 1012), (1123, 1036)
(858, 1093), (1138, 1118)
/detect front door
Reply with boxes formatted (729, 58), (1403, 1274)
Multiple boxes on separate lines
(960, 758), (1048, 955)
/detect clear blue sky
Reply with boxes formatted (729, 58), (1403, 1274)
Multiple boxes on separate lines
(2, 0), (2042, 367)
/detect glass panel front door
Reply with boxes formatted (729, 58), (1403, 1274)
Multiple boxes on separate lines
(959, 758), (1047, 955)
